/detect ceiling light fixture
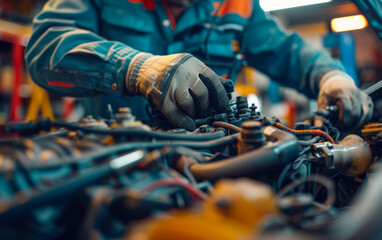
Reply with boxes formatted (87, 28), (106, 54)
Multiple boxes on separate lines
(331, 15), (368, 33)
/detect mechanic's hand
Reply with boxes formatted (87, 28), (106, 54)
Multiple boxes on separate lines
(315, 70), (373, 131)
(126, 53), (230, 130)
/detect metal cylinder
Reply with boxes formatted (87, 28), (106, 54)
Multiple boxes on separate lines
(238, 121), (266, 155)
(330, 134), (373, 176)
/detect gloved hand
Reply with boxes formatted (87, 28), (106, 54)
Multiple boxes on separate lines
(315, 70), (373, 131)
(126, 53), (230, 130)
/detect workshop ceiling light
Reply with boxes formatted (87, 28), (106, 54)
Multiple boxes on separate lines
(260, 0), (332, 12)
(331, 15), (368, 33)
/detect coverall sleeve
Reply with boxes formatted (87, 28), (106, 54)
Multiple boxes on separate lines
(25, 0), (139, 97)
(245, 0), (345, 98)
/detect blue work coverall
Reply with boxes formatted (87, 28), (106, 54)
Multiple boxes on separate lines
(25, 0), (345, 121)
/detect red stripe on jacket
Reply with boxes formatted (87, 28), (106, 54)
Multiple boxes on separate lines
(128, 0), (156, 10)
(48, 81), (75, 88)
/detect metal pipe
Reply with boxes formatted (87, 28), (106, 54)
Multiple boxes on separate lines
(313, 135), (373, 176)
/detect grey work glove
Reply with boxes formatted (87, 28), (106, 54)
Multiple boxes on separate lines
(315, 70), (373, 131)
(126, 53), (230, 130)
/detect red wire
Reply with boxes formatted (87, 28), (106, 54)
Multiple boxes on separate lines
(141, 178), (208, 201)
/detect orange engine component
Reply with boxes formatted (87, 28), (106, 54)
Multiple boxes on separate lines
(125, 178), (278, 240)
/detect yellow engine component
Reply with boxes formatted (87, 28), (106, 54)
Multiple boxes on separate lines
(125, 179), (278, 240)
(362, 123), (382, 145)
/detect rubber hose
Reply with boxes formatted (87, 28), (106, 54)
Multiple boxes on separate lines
(50, 122), (227, 141)
(17, 133), (240, 171)
(178, 126), (300, 181)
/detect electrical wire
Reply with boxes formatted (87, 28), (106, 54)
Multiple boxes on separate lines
(140, 178), (208, 201)
(273, 122), (335, 144)
(179, 155), (198, 185)
(212, 121), (242, 132)
(312, 125), (329, 134)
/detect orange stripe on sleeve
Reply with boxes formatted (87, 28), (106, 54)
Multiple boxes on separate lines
(213, 0), (253, 18)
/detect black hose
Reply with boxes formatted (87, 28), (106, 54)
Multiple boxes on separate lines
(49, 122), (227, 141)
(178, 126), (300, 181)
(299, 136), (321, 147)
(17, 133), (240, 171)
(2, 120), (227, 141)
(33, 131), (69, 140)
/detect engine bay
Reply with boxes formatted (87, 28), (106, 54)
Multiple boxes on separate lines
(0, 91), (381, 240)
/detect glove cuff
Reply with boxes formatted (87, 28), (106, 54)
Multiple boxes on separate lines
(319, 70), (355, 90)
(125, 52), (153, 95)
(126, 53), (190, 97)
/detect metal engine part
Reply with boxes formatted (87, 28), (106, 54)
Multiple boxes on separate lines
(0, 95), (380, 240)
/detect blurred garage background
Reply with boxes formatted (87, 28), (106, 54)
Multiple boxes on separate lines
(0, 0), (381, 126)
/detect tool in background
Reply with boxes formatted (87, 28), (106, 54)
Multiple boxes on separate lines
(25, 84), (54, 122)
(364, 80), (382, 101)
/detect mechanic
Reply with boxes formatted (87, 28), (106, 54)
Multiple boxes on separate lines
(25, 0), (373, 131)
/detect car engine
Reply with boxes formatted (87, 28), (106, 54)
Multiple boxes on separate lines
(0, 87), (381, 240)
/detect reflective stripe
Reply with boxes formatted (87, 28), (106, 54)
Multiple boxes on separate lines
(202, 23), (244, 32)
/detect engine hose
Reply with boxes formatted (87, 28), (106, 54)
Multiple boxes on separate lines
(51, 122), (228, 141)
(299, 136), (322, 147)
(33, 131), (69, 140)
(3, 120), (227, 141)
(273, 122), (335, 144)
(11, 133), (240, 171)
(212, 121), (242, 132)
(177, 126), (300, 181)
